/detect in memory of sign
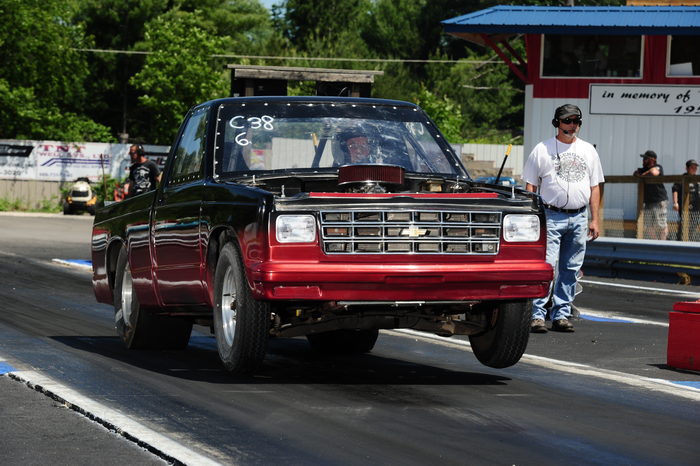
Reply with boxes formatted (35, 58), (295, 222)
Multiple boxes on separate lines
(589, 84), (700, 116)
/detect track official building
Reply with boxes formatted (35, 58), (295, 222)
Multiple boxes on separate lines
(443, 5), (700, 231)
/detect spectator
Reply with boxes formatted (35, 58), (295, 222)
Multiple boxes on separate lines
(633, 150), (668, 240)
(523, 104), (604, 333)
(672, 159), (700, 241)
(124, 144), (160, 197)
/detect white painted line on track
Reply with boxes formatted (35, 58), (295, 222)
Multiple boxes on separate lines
(577, 308), (668, 327)
(6, 370), (223, 466)
(51, 258), (93, 271)
(387, 329), (700, 402)
(580, 279), (700, 297)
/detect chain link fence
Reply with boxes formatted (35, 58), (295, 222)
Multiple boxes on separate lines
(600, 175), (700, 242)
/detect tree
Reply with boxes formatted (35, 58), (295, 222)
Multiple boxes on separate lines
(80, 0), (274, 143)
(415, 85), (467, 143)
(0, 0), (112, 141)
(280, 0), (371, 46)
(130, 11), (229, 144)
(426, 46), (525, 144)
(78, 0), (170, 141)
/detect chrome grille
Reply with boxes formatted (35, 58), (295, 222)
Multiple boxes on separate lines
(320, 210), (501, 255)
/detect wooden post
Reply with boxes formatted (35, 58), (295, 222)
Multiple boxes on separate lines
(636, 179), (645, 239)
(681, 178), (691, 242)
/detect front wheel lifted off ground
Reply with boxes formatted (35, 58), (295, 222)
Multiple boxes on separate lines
(113, 246), (192, 349)
(213, 242), (270, 374)
(468, 300), (531, 369)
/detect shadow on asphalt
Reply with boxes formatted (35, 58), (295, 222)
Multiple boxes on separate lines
(50, 334), (510, 387)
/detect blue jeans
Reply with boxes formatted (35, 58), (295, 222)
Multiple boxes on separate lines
(531, 209), (588, 321)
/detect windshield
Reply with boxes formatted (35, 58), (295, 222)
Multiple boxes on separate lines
(214, 100), (463, 177)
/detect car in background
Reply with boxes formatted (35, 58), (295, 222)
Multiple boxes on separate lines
(63, 178), (97, 215)
(474, 176), (519, 187)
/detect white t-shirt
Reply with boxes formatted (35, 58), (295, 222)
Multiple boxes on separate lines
(522, 136), (605, 210)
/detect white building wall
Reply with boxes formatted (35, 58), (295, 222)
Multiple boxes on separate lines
(524, 84), (700, 220)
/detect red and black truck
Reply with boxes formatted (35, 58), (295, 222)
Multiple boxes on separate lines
(91, 96), (552, 373)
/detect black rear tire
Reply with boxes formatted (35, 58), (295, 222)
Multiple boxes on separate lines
(468, 300), (531, 369)
(307, 329), (379, 354)
(113, 246), (192, 349)
(213, 242), (270, 374)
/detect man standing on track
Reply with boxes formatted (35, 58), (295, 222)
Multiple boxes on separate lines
(523, 104), (605, 333)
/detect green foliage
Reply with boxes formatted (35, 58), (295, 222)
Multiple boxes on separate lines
(0, 0), (88, 109)
(414, 85), (467, 144)
(0, 0), (112, 141)
(0, 198), (23, 212)
(130, 11), (230, 144)
(425, 45), (526, 144)
(92, 176), (125, 204)
(38, 197), (62, 213)
(282, 0), (371, 46)
(0, 196), (61, 213)
(77, 0), (171, 139)
(0, 80), (115, 142)
(0, 0), (532, 145)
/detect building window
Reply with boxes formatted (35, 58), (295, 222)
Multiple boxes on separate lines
(542, 34), (642, 78)
(668, 36), (700, 76)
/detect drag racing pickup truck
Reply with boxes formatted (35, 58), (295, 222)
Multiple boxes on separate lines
(91, 96), (552, 374)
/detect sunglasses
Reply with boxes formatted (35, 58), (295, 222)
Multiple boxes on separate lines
(559, 117), (582, 125)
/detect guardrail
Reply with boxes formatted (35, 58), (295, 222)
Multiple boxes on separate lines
(584, 237), (700, 284)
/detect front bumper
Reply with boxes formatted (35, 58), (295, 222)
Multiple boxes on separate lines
(248, 261), (553, 301)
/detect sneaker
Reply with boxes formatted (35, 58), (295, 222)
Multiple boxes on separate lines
(552, 318), (575, 332)
(530, 319), (548, 333)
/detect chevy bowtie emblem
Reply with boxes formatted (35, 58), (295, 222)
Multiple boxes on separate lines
(401, 226), (428, 237)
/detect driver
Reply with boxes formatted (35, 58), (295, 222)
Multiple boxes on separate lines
(345, 135), (371, 163)
(333, 124), (377, 165)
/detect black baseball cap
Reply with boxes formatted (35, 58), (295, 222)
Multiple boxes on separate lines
(554, 104), (582, 120)
(687, 159), (699, 167)
(640, 150), (657, 159)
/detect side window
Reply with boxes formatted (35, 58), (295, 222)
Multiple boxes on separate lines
(169, 107), (207, 184)
(542, 34), (642, 78)
(668, 35), (700, 76)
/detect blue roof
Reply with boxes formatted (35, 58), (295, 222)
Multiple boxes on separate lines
(443, 6), (700, 36)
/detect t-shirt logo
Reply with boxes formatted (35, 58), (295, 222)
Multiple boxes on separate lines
(555, 152), (587, 183)
(132, 165), (153, 193)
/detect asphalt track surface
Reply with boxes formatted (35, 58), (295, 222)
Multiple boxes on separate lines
(1, 213), (699, 465)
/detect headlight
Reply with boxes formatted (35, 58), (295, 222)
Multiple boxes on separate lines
(503, 214), (540, 242)
(276, 215), (317, 243)
(87, 196), (97, 205)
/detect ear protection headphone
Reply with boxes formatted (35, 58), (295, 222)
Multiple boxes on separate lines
(551, 104), (583, 128)
(133, 144), (145, 156)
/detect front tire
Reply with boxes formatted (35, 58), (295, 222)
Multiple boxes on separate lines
(113, 246), (192, 349)
(468, 300), (531, 369)
(213, 242), (269, 374)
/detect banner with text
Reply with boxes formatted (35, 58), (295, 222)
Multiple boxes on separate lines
(0, 140), (168, 181)
(589, 84), (700, 116)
